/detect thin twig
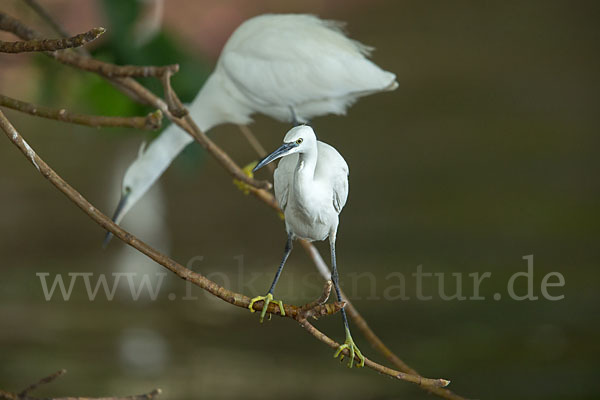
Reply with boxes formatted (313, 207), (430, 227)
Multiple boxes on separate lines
(0, 369), (161, 400)
(297, 239), (465, 399)
(301, 280), (332, 312)
(299, 281), (334, 319)
(160, 68), (187, 118)
(0, 12), (181, 117)
(20, 0), (89, 58)
(238, 124), (268, 157)
(54, 51), (180, 78)
(19, 0), (144, 103)
(177, 114), (272, 189)
(0, 109), (448, 388)
(1, 388), (161, 400)
(1, 390), (161, 400)
(0, 94), (162, 130)
(0, 14), (177, 77)
(298, 281), (342, 320)
(238, 124), (275, 174)
(0, 27), (105, 53)
(18, 369), (66, 396)
(297, 318), (449, 388)
(21, 0), (72, 39)
(0, 12), (38, 43)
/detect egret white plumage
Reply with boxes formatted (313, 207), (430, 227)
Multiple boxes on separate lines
(106, 13), (397, 241)
(250, 125), (364, 368)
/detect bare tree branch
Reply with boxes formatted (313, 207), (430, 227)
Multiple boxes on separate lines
(301, 280), (332, 315)
(0, 27), (105, 53)
(297, 317), (449, 387)
(0, 13), (173, 77)
(238, 124), (276, 176)
(57, 52), (180, 78)
(160, 67), (187, 118)
(21, 0), (72, 39)
(0, 12), (38, 43)
(0, 11), (267, 190)
(0, 109), (449, 389)
(238, 124), (268, 158)
(19, 0), (89, 59)
(0, 94), (163, 130)
(18, 369), (66, 397)
(0, 369), (161, 400)
(0, 12), (185, 118)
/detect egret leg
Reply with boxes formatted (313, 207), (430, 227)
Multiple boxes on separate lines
(330, 237), (365, 368)
(248, 234), (293, 322)
(289, 106), (302, 126)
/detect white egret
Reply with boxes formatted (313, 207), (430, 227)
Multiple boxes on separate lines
(250, 125), (364, 368)
(106, 13), (397, 241)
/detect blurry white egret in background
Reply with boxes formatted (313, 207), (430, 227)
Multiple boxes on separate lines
(106, 13), (397, 242)
(250, 125), (363, 368)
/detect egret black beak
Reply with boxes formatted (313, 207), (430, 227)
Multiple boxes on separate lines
(253, 142), (296, 172)
(102, 189), (130, 248)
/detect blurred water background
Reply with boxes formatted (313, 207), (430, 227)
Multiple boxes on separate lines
(0, 1), (598, 399)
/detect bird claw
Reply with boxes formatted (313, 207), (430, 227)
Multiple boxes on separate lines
(333, 331), (365, 368)
(233, 161), (258, 195)
(248, 293), (285, 323)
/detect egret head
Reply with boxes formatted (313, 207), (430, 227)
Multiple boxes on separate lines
(253, 125), (317, 172)
(103, 144), (159, 246)
(119, 157), (157, 219)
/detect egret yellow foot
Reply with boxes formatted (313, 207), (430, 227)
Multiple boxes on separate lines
(248, 293), (285, 323)
(334, 329), (365, 368)
(233, 161), (258, 195)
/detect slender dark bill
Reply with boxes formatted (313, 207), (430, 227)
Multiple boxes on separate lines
(253, 142), (296, 172)
(102, 190), (130, 248)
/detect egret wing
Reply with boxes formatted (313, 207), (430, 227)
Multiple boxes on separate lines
(333, 172), (349, 214)
(315, 142), (349, 214)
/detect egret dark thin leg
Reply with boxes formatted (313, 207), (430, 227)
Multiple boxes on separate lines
(268, 234), (293, 294)
(248, 234), (292, 321)
(330, 239), (349, 329)
(289, 106), (302, 126)
(330, 237), (364, 367)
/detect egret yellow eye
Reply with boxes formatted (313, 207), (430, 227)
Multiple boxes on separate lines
(296, 138), (303, 144)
